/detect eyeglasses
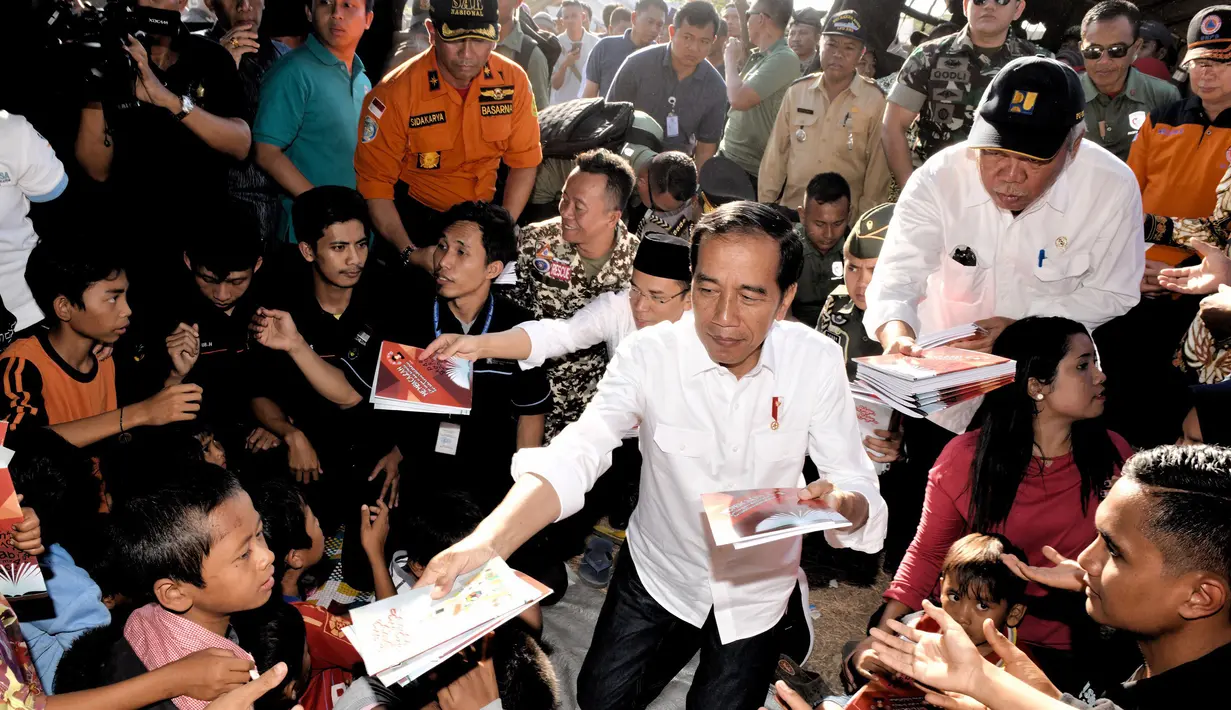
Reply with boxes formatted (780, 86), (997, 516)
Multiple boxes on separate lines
(1080, 43), (1133, 60)
(970, 0), (1014, 6)
(630, 283), (689, 305)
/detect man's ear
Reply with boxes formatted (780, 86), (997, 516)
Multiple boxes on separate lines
(51, 294), (75, 323)
(776, 282), (798, 320)
(253, 256), (264, 274)
(153, 578), (194, 614)
(183, 252), (193, 272)
(668, 24), (676, 40)
(1179, 576), (1229, 621)
(485, 259), (504, 281)
(286, 549), (305, 571)
(1005, 602), (1027, 628)
(298, 241), (316, 263)
(1012, 0), (1027, 22)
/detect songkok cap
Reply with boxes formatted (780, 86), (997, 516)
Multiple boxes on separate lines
(430, 0), (499, 43)
(698, 156), (755, 211)
(966, 56), (1085, 161)
(821, 9), (866, 44)
(792, 8), (824, 30)
(633, 235), (691, 282)
(844, 203), (892, 259)
(1185, 6), (1231, 66)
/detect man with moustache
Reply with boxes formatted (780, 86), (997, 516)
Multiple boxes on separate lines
(417, 201), (886, 708)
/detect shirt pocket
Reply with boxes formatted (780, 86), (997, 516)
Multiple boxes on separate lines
(939, 257), (989, 306)
(653, 424), (710, 459)
(753, 426), (809, 483)
(1034, 251), (1092, 296)
(405, 122), (453, 172)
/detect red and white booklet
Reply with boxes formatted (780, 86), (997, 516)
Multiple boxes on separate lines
(369, 341), (474, 415)
(0, 422), (46, 600)
(702, 488), (851, 549)
(854, 347), (1014, 392)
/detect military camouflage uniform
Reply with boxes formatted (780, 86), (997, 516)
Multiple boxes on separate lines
(511, 218), (640, 438)
(889, 27), (1044, 166)
(816, 285), (880, 380)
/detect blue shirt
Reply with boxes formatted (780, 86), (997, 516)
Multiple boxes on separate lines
(19, 544), (110, 692)
(254, 34), (371, 242)
(606, 43), (728, 154)
(584, 29), (639, 98)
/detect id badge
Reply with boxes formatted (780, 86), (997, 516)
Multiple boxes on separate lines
(435, 422), (461, 455)
(666, 113), (680, 138)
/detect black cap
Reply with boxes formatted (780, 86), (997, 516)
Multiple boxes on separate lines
(966, 56), (1085, 161)
(1139, 20), (1176, 51)
(698, 156), (755, 210)
(844, 203), (893, 260)
(430, 0), (499, 43)
(633, 236), (691, 282)
(1186, 6), (1231, 65)
(792, 8), (823, 31)
(821, 9), (866, 44)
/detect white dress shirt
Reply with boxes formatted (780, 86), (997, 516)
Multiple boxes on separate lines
(515, 289), (635, 369)
(551, 30), (601, 104)
(512, 312), (887, 643)
(864, 140), (1143, 431)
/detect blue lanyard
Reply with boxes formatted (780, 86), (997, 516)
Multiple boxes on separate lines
(434, 295), (495, 338)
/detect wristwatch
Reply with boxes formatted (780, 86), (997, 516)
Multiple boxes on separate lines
(174, 94), (195, 121)
(400, 244), (417, 267)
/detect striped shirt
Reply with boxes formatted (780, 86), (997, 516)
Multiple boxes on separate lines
(0, 332), (116, 431)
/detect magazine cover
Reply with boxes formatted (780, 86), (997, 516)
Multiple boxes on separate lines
(854, 348), (1012, 382)
(702, 488), (851, 549)
(0, 422), (46, 600)
(370, 341), (473, 414)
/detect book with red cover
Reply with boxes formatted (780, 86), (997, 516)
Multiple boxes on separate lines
(702, 488), (851, 549)
(0, 422), (46, 600)
(855, 348), (1013, 386)
(369, 341), (473, 415)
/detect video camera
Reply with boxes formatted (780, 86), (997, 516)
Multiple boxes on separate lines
(34, 0), (181, 117)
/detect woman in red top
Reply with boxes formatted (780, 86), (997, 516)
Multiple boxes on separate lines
(850, 317), (1133, 692)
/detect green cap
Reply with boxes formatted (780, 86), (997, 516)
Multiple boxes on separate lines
(844, 203), (893, 259)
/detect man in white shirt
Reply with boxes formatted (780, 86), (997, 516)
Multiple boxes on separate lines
(551, 0), (601, 104)
(0, 112), (68, 342)
(865, 56), (1143, 435)
(417, 202), (887, 708)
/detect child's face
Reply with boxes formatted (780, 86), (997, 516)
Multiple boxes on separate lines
(939, 576), (1024, 651)
(199, 433), (227, 469)
(195, 491), (276, 615)
(66, 272), (132, 345)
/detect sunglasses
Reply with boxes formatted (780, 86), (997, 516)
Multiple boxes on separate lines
(970, 0), (1015, 6)
(1081, 43), (1133, 60)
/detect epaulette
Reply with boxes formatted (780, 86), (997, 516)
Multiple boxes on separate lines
(791, 71), (821, 87)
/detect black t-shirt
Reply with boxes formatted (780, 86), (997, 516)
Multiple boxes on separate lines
(1093, 639), (1231, 709)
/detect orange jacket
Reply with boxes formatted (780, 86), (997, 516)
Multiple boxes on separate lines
(1129, 95), (1231, 219)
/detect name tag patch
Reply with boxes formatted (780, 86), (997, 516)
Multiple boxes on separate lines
(481, 103), (514, 116)
(409, 111), (447, 128)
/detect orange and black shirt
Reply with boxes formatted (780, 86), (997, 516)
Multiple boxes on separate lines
(1128, 95), (1231, 219)
(0, 332), (117, 431)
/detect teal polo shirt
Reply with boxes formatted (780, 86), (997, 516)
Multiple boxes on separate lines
(254, 35), (371, 242)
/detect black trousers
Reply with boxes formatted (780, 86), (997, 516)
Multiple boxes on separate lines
(882, 416), (957, 574)
(577, 549), (806, 710)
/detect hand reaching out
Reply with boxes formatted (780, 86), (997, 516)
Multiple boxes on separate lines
(250, 308), (305, 353)
(12, 496), (43, 557)
(245, 427), (282, 452)
(1159, 240), (1231, 295)
(360, 500), (391, 561)
(369, 445), (402, 507)
(1000, 545), (1086, 592)
(422, 334), (485, 362)
(164, 648), (257, 701)
(868, 600), (987, 697)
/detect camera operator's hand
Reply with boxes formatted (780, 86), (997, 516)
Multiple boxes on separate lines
(219, 23), (261, 68)
(124, 35), (181, 112)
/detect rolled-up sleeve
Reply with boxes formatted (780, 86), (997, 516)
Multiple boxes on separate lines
(253, 63), (305, 149)
(887, 47), (928, 112)
(510, 333), (645, 520)
(516, 290), (624, 369)
(807, 347), (887, 553)
(863, 166), (945, 337)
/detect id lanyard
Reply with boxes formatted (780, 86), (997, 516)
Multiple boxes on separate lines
(666, 96), (680, 138)
(433, 295), (496, 338)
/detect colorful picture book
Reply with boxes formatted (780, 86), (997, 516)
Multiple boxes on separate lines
(369, 341), (473, 415)
(702, 488), (852, 549)
(343, 558), (550, 687)
(853, 347), (1016, 419)
(0, 422), (46, 600)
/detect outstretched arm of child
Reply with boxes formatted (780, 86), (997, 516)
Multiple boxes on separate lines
(361, 501), (397, 601)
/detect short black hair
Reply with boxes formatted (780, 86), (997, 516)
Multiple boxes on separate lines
(603, 2), (619, 26)
(689, 201), (803, 294)
(759, 0), (794, 31)
(313, 0), (374, 13)
(1082, 0), (1140, 40)
(403, 489), (484, 568)
(242, 476), (312, 584)
(232, 600), (308, 710)
(575, 148), (636, 213)
(292, 185), (371, 248)
(673, 0), (720, 35)
(634, 0), (669, 15)
(184, 202), (263, 278)
(940, 533), (1029, 607)
(610, 6), (631, 26)
(1122, 445), (1231, 582)
(25, 235), (125, 318)
(108, 465), (245, 599)
(805, 172), (852, 206)
(438, 201), (517, 267)
(561, 0), (586, 15)
(648, 151), (697, 204)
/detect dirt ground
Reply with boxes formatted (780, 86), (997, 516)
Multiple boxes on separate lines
(804, 572), (892, 692)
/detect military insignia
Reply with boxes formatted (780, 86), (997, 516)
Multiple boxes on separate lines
(428, 70), (441, 90)
(1009, 91), (1038, 115)
(533, 243), (553, 273)
(1055, 236), (1069, 251)
(1128, 111), (1146, 131)
(832, 313), (848, 326)
(362, 115), (378, 143)
(408, 111), (447, 128)
(479, 85), (515, 102)
(418, 151), (441, 169)
(1202, 14), (1222, 35)
(194, 83), (206, 99)
(347, 348), (359, 359)
(795, 128), (806, 142)
(483, 63), (493, 79)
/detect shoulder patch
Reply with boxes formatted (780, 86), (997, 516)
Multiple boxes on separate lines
(792, 71), (820, 87)
(479, 85), (516, 103)
(428, 70), (441, 91)
(361, 115), (378, 143)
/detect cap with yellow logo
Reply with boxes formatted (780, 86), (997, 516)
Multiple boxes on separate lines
(430, 0), (499, 42)
(966, 56), (1086, 162)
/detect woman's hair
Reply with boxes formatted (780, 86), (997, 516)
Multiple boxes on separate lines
(967, 316), (1123, 533)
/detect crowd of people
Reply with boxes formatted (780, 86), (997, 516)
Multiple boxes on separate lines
(0, 0), (1229, 707)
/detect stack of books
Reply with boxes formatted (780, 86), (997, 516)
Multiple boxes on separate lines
(702, 488), (852, 549)
(370, 341), (474, 415)
(914, 323), (986, 349)
(852, 347), (1016, 419)
(343, 558), (550, 687)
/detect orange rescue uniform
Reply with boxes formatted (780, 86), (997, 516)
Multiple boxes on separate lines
(354, 48), (543, 211)
(1128, 95), (1231, 218)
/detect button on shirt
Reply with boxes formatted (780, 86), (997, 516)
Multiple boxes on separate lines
(582, 29), (640, 98)
(253, 34), (370, 242)
(864, 142), (1143, 431)
(606, 44), (728, 154)
(759, 72), (892, 214)
(512, 313), (887, 643)
(719, 38), (801, 175)
(1080, 67), (1180, 162)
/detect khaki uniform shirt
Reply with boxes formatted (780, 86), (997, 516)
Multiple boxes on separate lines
(759, 72), (891, 214)
(1080, 68), (1181, 162)
(511, 218), (640, 438)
